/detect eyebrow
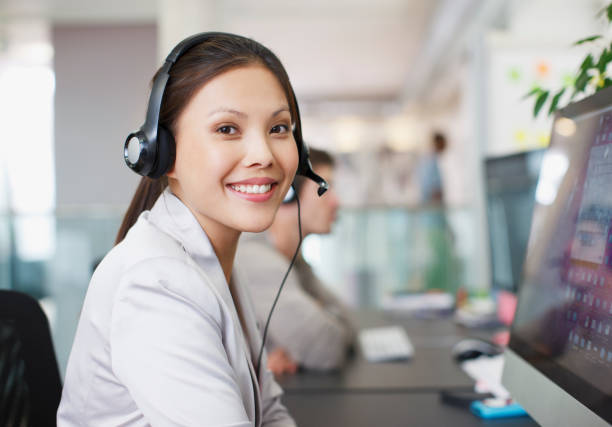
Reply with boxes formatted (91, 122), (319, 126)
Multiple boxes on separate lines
(208, 106), (291, 118)
(272, 107), (291, 117)
(208, 108), (246, 118)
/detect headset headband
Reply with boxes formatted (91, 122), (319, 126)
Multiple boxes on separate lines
(141, 32), (229, 161)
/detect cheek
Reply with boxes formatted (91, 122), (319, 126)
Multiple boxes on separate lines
(175, 139), (202, 172)
(179, 140), (233, 181)
(289, 144), (300, 176)
(276, 139), (299, 176)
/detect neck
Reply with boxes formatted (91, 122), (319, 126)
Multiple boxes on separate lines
(207, 227), (240, 285)
(268, 208), (305, 261)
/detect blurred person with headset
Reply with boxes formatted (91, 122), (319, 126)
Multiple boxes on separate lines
(58, 32), (328, 426)
(237, 148), (354, 374)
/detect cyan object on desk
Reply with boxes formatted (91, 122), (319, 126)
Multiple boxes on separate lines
(470, 400), (528, 419)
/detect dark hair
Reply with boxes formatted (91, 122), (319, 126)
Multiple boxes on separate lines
(432, 132), (447, 153)
(116, 33), (300, 244)
(293, 147), (334, 199)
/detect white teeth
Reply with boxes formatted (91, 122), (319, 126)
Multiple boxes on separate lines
(231, 184), (272, 194)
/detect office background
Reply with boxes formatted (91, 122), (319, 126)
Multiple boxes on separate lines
(0, 0), (607, 376)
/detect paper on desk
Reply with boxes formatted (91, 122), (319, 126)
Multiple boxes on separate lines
(381, 292), (454, 313)
(461, 354), (510, 399)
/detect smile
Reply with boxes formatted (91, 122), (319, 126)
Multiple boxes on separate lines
(227, 181), (278, 203)
(230, 184), (272, 194)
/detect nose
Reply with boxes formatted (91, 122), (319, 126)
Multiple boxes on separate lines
(243, 132), (274, 169)
(327, 187), (340, 211)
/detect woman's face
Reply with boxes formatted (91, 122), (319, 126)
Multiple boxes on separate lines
(167, 64), (299, 239)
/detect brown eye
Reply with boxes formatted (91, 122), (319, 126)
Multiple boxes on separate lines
(217, 125), (237, 135)
(270, 124), (289, 134)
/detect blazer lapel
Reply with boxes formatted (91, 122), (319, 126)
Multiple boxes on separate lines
(149, 189), (263, 425)
(230, 271), (263, 426)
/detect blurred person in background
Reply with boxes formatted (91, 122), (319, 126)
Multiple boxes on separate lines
(237, 148), (355, 374)
(418, 131), (447, 204)
(417, 132), (458, 292)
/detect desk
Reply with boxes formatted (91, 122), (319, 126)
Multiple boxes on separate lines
(278, 310), (537, 426)
(278, 310), (476, 392)
(283, 392), (538, 427)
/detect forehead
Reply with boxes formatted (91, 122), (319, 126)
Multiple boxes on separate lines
(189, 64), (289, 112)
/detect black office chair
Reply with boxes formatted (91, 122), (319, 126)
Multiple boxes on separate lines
(0, 290), (62, 426)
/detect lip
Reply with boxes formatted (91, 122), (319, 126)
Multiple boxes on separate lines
(228, 177), (276, 186)
(226, 180), (278, 203)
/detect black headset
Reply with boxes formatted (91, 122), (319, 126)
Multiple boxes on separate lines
(124, 31), (328, 197)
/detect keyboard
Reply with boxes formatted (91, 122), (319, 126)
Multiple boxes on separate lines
(358, 326), (414, 362)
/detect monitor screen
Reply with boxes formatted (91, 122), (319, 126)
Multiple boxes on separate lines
(505, 86), (612, 425)
(485, 149), (545, 292)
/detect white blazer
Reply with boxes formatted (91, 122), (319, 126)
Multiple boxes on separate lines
(57, 189), (295, 427)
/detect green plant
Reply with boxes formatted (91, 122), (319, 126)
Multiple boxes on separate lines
(527, 3), (612, 117)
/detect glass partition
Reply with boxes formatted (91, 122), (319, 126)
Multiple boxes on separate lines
(6, 204), (475, 375)
(304, 206), (474, 307)
(8, 210), (122, 376)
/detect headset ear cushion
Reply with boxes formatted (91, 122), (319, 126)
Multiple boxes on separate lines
(282, 183), (297, 204)
(150, 125), (176, 178)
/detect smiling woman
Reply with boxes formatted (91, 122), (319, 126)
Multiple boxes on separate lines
(167, 65), (298, 281)
(56, 33), (318, 427)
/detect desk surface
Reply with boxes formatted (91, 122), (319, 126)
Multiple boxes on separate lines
(278, 310), (478, 393)
(278, 310), (537, 425)
(283, 392), (539, 427)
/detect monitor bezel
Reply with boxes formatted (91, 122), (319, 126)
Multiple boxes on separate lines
(507, 85), (612, 425)
(503, 347), (610, 426)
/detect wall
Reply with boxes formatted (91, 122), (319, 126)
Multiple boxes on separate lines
(53, 24), (157, 209)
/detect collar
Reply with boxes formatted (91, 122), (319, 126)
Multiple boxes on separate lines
(148, 188), (229, 301)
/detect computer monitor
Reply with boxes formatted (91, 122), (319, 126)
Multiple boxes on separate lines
(502, 86), (612, 426)
(485, 149), (545, 292)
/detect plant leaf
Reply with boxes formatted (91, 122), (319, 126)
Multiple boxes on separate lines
(574, 35), (602, 46)
(522, 87), (542, 100)
(604, 48), (612, 69)
(548, 88), (565, 115)
(575, 70), (590, 92)
(579, 54), (594, 71)
(597, 48), (611, 72)
(534, 90), (549, 117)
(607, 3), (612, 21)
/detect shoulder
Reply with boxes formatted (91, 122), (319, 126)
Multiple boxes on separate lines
(96, 214), (190, 287)
(95, 216), (223, 322)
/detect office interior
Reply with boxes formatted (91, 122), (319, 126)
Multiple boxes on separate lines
(1, 0), (609, 425)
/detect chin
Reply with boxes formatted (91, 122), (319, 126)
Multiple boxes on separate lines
(239, 217), (275, 233)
